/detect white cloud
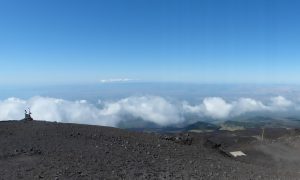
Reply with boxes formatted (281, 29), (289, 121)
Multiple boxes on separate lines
(0, 96), (182, 127)
(100, 78), (135, 83)
(100, 96), (182, 126)
(202, 97), (233, 119)
(183, 97), (233, 119)
(0, 98), (26, 120)
(0, 95), (296, 127)
(182, 96), (294, 119)
(231, 98), (267, 116)
(269, 96), (293, 109)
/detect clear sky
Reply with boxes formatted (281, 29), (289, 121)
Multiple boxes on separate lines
(0, 0), (300, 85)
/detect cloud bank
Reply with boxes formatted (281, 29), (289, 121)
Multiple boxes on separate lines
(183, 96), (293, 119)
(0, 96), (296, 127)
(0, 96), (182, 127)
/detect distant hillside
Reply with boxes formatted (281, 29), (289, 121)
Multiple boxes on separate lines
(220, 116), (300, 131)
(126, 121), (220, 133)
(183, 121), (220, 132)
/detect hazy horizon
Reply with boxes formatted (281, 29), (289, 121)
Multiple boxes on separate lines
(1, 82), (300, 127)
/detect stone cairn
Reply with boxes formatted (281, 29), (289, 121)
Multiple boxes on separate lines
(23, 109), (33, 121)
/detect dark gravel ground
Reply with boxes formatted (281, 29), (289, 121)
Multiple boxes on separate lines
(1, 120), (300, 180)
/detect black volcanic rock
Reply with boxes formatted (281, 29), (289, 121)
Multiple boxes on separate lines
(160, 133), (193, 145)
(0, 120), (300, 179)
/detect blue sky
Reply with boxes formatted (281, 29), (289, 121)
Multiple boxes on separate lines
(0, 0), (300, 85)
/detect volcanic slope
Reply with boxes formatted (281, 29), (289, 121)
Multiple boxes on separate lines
(0, 120), (300, 180)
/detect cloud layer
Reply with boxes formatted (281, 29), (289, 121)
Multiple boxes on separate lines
(0, 96), (182, 127)
(183, 96), (293, 119)
(0, 96), (296, 127)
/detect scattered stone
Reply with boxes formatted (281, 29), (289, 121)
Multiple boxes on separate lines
(1, 120), (299, 179)
(160, 133), (193, 145)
